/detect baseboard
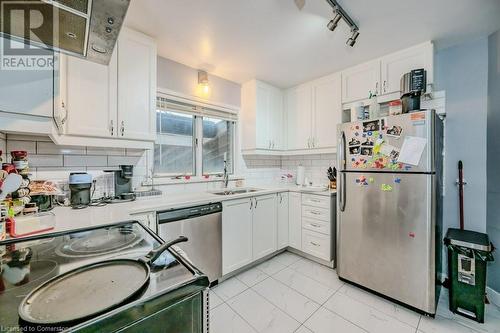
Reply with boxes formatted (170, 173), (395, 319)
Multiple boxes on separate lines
(487, 287), (500, 308)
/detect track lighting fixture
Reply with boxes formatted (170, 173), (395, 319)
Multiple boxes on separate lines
(346, 29), (360, 47)
(324, 0), (360, 47)
(327, 11), (342, 32)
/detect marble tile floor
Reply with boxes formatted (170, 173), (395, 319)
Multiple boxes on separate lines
(210, 251), (500, 333)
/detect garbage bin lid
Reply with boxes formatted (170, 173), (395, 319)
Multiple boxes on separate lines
(445, 228), (492, 252)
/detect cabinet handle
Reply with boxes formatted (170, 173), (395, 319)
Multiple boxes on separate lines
(120, 121), (125, 136)
(310, 199), (321, 203)
(375, 82), (379, 95)
(383, 80), (387, 93)
(310, 223), (321, 228)
(110, 120), (114, 136)
(279, 193), (283, 204)
(250, 199), (253, 210)
(307, 138), (311, 149)
(310, 241), (320, 247)
(310, 210), (321, 215)
(255, 198), (258, 209)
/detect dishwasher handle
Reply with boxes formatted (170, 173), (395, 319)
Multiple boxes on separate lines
(157, 203), (222, 223)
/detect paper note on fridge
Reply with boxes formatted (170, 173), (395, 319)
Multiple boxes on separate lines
(397, 136), (427, 166)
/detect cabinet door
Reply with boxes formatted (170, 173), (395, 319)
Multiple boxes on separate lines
(341, 60), (380, 103)
(312, 74), (341, 148)
(286, 85), (312, 150)
(65, 51), (117, 137)
(253, 194), (277, 260)
(117, 28), (156, 141)
(268, 87), (283, 150)
(288, 192), (302, 250)
(255, 83), (271, 149)
(381, 42), (433, 95)
(0, 38), (54, 117)
(222, 198), (253, 275)
(277, 192), (289, 249)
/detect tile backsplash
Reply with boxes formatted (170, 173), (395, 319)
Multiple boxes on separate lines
(1, 134), (150, 190)
(242, 153), (336, 186)
(1, 132), (336, 195)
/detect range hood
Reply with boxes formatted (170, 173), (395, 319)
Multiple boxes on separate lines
(0, 0), (130, 65)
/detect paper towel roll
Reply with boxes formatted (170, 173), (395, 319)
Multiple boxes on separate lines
(296, 166), (305, 186)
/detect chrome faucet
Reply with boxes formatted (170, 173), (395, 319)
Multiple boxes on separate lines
(223, 159), (229, 188)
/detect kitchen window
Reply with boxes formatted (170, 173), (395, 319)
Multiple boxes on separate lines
(154, 110), (195, 175)
(154, 97), (236, 177)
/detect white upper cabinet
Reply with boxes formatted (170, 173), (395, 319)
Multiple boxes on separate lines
(241, 80), (283, 152)
(117, 28), (157, 141)
(58, 27), (157, 144)
(341, 59), (381, 104)
(285, 83), (312, 150)
(311, 73), (341, 149)
(64, 50), (117, 138)
(0, 38), (54, 118)
(380, 42), (434, 95)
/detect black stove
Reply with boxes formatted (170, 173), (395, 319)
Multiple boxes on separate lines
(0, 222), (209, 332)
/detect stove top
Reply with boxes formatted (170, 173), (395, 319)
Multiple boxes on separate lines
(0, 222), (198, 331)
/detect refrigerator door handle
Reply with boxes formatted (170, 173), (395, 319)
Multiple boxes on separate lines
(339, 131), (347, 212)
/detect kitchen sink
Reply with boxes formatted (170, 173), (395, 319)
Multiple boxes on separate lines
(212, 188), (262, 196)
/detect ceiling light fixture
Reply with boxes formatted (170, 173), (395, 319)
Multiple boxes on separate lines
(346, 29), (360, 47)
(197, 70), (210, 96)
(327, 11), (342, 32)
(324, 0), (360, 47)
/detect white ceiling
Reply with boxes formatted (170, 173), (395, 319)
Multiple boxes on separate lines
(124, 0), (500, 88)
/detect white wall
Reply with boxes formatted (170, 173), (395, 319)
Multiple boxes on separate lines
(487, 30), (500, 293)
(157, 57), (241, 107)
(434, 37), (489, 234)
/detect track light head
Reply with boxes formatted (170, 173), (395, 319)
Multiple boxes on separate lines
(327, 12), (342, 31)
(346, 30), (359, 47)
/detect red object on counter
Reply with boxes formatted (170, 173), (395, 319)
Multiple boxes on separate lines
(2, 163), (17, 174)
(10, 150), (28, 160)
(5, 217), (54, 238)
(184, 175), (191, 180)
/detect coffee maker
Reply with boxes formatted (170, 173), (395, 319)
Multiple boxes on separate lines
(69, 173), (92, 208)
(400, 68), (427, 113)
(107, 165), (135, 201)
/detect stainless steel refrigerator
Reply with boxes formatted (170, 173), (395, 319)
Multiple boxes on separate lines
(336, 110), (444, 315)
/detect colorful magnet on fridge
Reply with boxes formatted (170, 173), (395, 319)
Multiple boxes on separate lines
(369, 177), (374, 183)
(381, 184), (393, 192)
(367, 131), (372, 136)
(394, 178), (401, 184)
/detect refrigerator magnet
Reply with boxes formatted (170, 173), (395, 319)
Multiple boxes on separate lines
(381, 184), (393, 192)
(360, 147), (373, 156)
(349, 146), (361, 155)
(386, 125), (403, 138)
(394, 178), (402, 184)
(349, 138), (361, 146)
(363, 120), (380, 132)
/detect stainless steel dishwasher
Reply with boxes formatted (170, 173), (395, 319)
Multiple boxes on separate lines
(157, 203), (222, 284)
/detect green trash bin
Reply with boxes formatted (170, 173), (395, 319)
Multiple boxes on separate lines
(444, 228), (494, 323)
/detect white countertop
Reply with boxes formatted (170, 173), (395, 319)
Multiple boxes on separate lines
(5, 185), (336, 239)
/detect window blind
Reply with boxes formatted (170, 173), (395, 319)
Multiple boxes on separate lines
(156, 96), (238, 121)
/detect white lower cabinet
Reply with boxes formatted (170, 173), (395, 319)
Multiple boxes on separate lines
(252, 194), (277, 260)
(300, 193), (333, 262)
(222, 198), (254, 275)
(301, 229), (331, 261)
(277, 192), (289, 249)
(288, 192), (302, 250)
